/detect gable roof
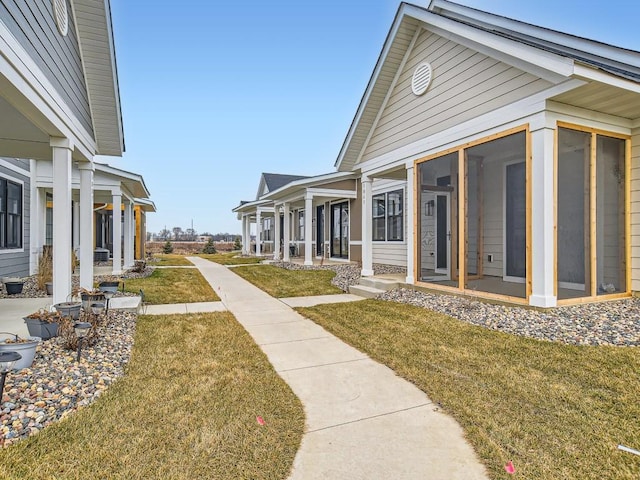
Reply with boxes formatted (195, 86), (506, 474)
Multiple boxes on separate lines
(335, 0), (640, 172)
(73, 0), (124, 156)
(256, 173), (309, 200)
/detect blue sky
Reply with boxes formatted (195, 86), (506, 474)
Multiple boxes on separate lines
(103, 0), (640, 235)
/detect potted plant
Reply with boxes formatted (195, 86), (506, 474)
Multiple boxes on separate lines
(0, 333), (41, 370)
(98, 280), (120, 293)
(54, 301), (82, 320)
(24, 309), (63, 340)
(79, 288), (105, 311)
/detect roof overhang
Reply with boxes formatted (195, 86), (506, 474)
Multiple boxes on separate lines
(262, 171), (358, 202)
(95, 162), (150, 198)
(134, 197), (156, 212)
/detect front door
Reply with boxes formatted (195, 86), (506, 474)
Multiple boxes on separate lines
(435, 193), (451, 278)
(331, 201), (349, 258)
(316, 205), (324, 256)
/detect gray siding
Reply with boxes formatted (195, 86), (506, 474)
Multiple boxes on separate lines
(631, 128), (640, 291)
(362, 30), (552, 162)
(1, 0), (93, 135)
(0, 162), (30, 278)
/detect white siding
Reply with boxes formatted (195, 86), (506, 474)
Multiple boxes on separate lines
(371, 179), (407, 267)
(361, 30), (552, 162)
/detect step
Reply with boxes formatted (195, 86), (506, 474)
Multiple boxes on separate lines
(108, 296), (142, 313)
(358, 277), (401, 291)
(349, 284), (386, 299)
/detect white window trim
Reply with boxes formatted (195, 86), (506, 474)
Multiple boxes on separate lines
(0, 172), (25, 254)
(372, 186), (406, 243)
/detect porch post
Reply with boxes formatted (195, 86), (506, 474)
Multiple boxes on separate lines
(405, 165), (415, 284)
(283, 202), (291, 262)
(123, 200), (133, 269)
(241, 215), (248, 254)
(256, 210), (262, 256)
(274, 205), (281, 260)
(361, 175), (374, 276)
(529, 126), (556, 307)
(72, 201), (80, 252)
(304, 193), (313, 266)
(28, 160), (40, 275)
(51, 137), (73, 304)
(112, 190), (122, 275)
(78, 162), (95, 290)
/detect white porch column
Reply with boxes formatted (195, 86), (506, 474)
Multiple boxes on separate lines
(283, 202), (291, 262)
(112, 190), (122, 275)
(29, 160), (40, 275)
(304, 193), (313, 265)
(241, 215), (248, 254)
(255, 210), (262, 256)
(72, 201), (80, 251)
(78, 162), (95, 290)
(361, 176), (374, 276)
(51, 137), (73, 304)
(123, 200), (134, 268)
(274, 205), (281, 260)
(405, 165), (415, 284)
(529, 126), (557, 307)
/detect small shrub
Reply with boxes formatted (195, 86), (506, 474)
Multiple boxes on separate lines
(163, 240), (174, 254)
(132, 260), (146, 273)
(37, 247), (53, 291)
(233, 237), (242, 250)
(202, 238), (217, 254)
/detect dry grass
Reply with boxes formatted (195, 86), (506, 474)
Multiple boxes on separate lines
(297, 299), (640, 480)
(148, 254), (193, 266)
(123, 268), (219, 304)
(198, 252), (263, 265)
(0, 312), (305, 480)
(232, 265), (341, 298)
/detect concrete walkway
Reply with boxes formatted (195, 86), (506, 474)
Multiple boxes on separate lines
(187, 257), (488, 480)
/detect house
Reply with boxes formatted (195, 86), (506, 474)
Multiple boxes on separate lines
(236, 0), (640, 308)
(0, 0), (125, 303)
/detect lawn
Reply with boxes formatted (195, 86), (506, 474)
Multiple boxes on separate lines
(197, 252), (263, 265)
(147, 254), (193, 266)
(232, 264), (342, 297)
(0, 312), (305, 480)
(297, 299), (640, 480)
(123, 268), (219, 304)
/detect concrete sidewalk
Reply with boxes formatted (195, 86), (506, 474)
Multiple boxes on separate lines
(188, 256), (488, 480)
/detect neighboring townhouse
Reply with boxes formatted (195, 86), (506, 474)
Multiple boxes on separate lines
(338, 0), (640, 307)
(0, 0), (125, 303)
(235, 0), (640, 308)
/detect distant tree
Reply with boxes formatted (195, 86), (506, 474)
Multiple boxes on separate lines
(163, 240), (174, 254)
(146, 232), (153, 242)
(202, 237), (217, 254)
(185, 228), (197, 241)
(233, 237), (242, 250)
(158, 228), (172, 240)
(172, 227), (184, 241)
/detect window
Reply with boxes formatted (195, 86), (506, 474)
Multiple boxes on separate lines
(372, 189), (403, 241)
(262, 217), (272, 241)
(298, 210), (304, 240)
(0, 177), (22, 249)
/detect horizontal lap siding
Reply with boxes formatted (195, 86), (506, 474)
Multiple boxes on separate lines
(372, 179), (407, 267)
(1, 0), (93, 135)
(631, 129), (640, 291)
(361, 30), (552, 162)
(0, 162), (30, 277)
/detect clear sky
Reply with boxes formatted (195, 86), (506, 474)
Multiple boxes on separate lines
(102, 0), (640, 236)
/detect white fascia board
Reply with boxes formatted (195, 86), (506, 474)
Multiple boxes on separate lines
(95, 163), (150, 198)
(263, 171), (356, 201)
(306, 188), (358, 199)
(256, 206), (275, 214)
(572, 64), (640, 93)
(134, 198), (156, 212)
(0, 20), (96, 160)
(232, 199), (271, 213)
(431, 0), (640, 69)
(546, 101), (633, 134)
(360, 79), (585, 174)
(415, 9), (573, 82)
(0, 158), (29, 176)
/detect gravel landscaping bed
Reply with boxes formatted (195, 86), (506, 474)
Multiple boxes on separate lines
(0, 310), (137, 447)
(270, 262), (405, 292)
(379, 288), (640, 346)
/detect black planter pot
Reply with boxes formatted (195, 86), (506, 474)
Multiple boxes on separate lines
(24, 318), (59, 340)
(99, 281), (120, 293)
(81, 292), (105, 310)
(45, 282), (53, 295)
(5, 282), (24, 295)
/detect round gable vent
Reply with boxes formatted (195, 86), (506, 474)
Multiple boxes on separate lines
(411, 62), (433, 96)
(53, 0), (69, 36)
